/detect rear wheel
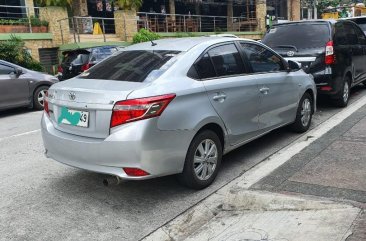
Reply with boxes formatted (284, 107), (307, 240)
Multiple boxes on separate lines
(33, 86), (49, 110)
(290, 93), (313, 133)
(333, 77), (351, 107)
(178, 130), (222, 189)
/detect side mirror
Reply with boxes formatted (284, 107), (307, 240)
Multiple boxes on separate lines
(15, 68), (23, 77)
(288, 60), (301, 71)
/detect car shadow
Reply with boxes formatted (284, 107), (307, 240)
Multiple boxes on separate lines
(0, 107), (39, 118)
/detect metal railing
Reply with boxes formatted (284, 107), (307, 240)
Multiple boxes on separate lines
(57, 16), (117, 44)
(0, 5), (43, 33)
(57, 12), (261, 43)
(136, 12), (259, 33)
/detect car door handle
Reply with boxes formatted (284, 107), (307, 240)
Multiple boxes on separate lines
(213, 93), (227, 101)
(259, 87), (270, 94)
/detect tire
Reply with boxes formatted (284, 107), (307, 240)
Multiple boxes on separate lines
(333, 77), (351, 108)
(178, 130), (222, 189)
(363, 80), (366, 87)
(33, 86), (49, 110)
(290, 92), (313, 133)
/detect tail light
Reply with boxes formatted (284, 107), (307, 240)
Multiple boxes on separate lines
(110, 94), (176, 128)
(123, 168), (150, 177)
(44, 91), (49, 116)
(57, 65), (63, 73)
(325, 41), (335, 65)
(81, 63), (90, 72)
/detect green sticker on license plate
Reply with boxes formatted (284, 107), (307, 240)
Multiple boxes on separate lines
(58, 106), (89, 128)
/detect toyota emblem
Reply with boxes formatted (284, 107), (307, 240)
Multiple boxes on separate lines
(287, 51), (295, 57)
(69, 92), (76, 101)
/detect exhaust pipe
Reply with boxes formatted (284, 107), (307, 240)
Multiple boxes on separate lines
(103, 176), (123, 186)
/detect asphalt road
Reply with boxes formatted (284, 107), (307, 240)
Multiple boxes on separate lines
(1, 86), (366, 241)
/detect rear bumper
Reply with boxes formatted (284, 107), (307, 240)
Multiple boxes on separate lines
(313, 71), (342, 96)
(41, 114), (193, 180)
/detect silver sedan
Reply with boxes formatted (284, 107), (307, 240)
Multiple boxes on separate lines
(41, 37), (316, 189)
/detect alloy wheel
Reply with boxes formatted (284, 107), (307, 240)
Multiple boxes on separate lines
(300, 98), (311, 127)
(38, 89), (47, 107)
(343, 81), (349, 104)
(193, 139), (218, 181)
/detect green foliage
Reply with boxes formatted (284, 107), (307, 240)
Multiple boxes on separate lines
(0, 17), (48, 26)
(115, 0), (143, 10)
(132, 28), (160, 44)
(0, 18), (28, 25)
(0, 35), (43, 71)
(35, 0), (72, 7)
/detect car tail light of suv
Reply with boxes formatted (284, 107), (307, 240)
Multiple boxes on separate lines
(81, 63), (91, 72)
(325, 41), (335, 65)
(110, 94), (176, 128)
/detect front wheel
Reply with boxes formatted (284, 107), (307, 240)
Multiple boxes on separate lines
(33, 86), (49, 110)
(290, 93), (313, 133)
(178, 130), (222, 189)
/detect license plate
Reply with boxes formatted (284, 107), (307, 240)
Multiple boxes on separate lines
(58, 107), (89, 128)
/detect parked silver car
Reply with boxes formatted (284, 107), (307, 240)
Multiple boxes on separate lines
(41, 37), (316, 189)
(0, 60), (59, 111)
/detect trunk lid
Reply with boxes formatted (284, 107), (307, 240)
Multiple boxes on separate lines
(273, 47), (326, 74)
(47, 78), (147, 138)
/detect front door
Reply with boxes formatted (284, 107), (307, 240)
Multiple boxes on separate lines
(0, 64), (29, 109)
(239, 42), (298, 131)
(195, 43), (260, 146)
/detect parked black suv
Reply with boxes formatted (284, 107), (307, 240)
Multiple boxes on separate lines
(262, 20), (366, 107)
(57, 46), (120, 81)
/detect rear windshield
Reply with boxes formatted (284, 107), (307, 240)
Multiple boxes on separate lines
(63, 51), (90, 65)
(79, 50), (180, 82)
(90, 47), (118, 62)
(262, 23), (330, 49)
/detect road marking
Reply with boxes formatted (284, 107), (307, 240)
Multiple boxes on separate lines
(235, 94), (366, 189)
(0, 129), (41, 142)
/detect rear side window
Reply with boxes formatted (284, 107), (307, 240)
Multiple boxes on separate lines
(195, 53), (216, 79)
(241, 43), (284, 73)
(334, 22), (348, 45)
(80, 50), (180, 82)
(262, 23), (330, 49)
(207, 44), (245, 77)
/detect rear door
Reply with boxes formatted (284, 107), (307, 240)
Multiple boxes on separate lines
(199, 43), (260, 146)
(239, 42), (299, 131)
(0, 63), (29, 109)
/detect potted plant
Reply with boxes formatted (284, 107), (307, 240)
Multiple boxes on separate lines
(30, 16), (42, 32)
(40, 20), (49, 32)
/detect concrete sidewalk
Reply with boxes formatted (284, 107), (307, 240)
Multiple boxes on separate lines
(143, 98), (366, 241)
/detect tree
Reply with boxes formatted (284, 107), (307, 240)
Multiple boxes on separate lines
(0, 35), (43, 71)
(115, 0), (143, 10)
(35, 0), (72, 7)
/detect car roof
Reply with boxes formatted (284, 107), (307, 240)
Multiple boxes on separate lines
(125, 37), (252, 52)
(273, 20), (336, 27)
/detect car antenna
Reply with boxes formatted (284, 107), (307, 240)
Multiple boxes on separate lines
(145, 28), (157, 46)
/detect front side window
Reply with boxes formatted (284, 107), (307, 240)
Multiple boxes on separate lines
(240, 43), (284, 73)
(208, 44), (245, 77)
(80, 50), (180, 82)
(0, 64), (15, 75)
